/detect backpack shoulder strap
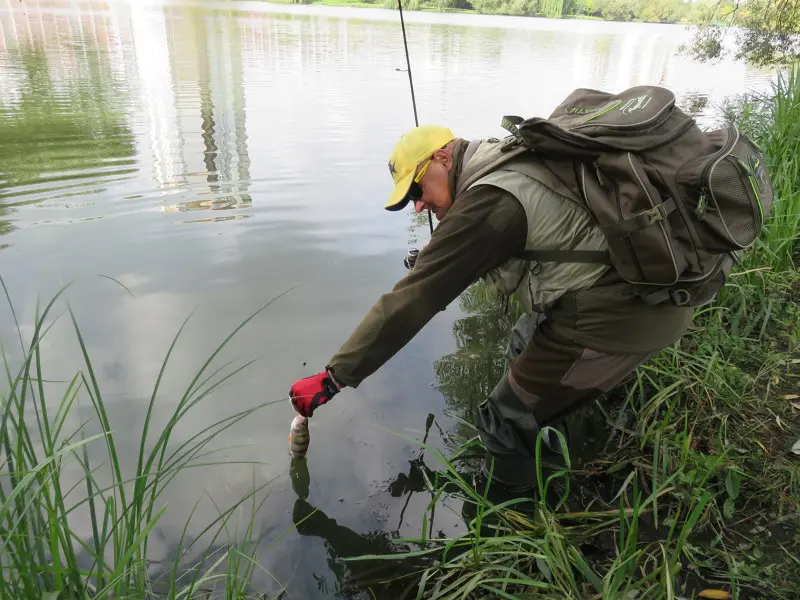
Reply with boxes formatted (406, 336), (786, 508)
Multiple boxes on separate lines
(462, 138), (482, 166)
(455, 140), (529, 198)
(519, 249), (612, 264)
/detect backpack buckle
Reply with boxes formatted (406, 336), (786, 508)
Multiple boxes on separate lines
(501, 136), (522, 152)
(670, 289), (691, 306)
(641, 205), (667, 225)
(643, 287), (691, 306)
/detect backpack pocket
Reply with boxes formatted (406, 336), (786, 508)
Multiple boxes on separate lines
(584, 153), (685, 286)
(677, 126), (772, 252)
(638, 251), (736, 307)
(549, 85), (676, 134)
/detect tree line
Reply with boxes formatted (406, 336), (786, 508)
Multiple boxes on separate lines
(372, 0), (736, 25)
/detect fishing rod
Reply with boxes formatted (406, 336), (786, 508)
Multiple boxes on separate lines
(397, 0), (434, 235)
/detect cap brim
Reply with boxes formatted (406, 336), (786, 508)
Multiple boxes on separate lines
(384, 171), (414, 212)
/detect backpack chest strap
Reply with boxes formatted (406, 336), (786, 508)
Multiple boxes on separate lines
(600, 197), (677, 237)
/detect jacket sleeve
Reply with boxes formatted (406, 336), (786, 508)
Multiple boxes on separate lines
(327, 186), (527, 388)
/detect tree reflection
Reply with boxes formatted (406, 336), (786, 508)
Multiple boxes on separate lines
(433, 282), (522, 446)
(160, 7), (253, 216)
(0, 38), (137, 238)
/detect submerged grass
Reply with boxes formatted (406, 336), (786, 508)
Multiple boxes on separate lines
(347, 66), (800, 598)
(0, 281), (296, 599)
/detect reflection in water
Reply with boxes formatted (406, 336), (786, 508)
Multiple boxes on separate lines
(0, 2), (779, 597)
(433, 282), (522, 446)
(160, 7), (252, 215)
(284, 414), (473, 599)
(289, 459), (423, 600)
(0, 1), (775, 238)
(0, 37), (137, 233)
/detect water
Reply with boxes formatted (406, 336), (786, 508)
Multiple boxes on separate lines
(0, 0), (774, 596)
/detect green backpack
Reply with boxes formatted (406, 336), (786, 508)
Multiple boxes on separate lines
(500, 84), (773, 307)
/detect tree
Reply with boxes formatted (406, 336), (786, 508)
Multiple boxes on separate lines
(640, 0), (687, 23)
(594, 0), (641, 21)
(686, 0), (800, 66)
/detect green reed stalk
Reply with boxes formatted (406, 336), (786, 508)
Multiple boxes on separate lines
(0, 278), (292, 599)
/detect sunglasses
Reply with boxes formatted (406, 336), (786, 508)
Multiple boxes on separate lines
(404, 157), (433, 205)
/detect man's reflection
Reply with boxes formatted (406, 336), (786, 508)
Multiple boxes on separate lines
(286, 411), (542, 600)
(289, 458), (423, 600)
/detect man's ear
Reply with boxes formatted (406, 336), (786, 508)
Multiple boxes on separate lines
(434, 147), (453, 171)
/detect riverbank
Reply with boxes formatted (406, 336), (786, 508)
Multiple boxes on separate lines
(255, 0), (694, 24)
(355, 66), (800, 599)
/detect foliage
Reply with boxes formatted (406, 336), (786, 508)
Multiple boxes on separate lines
(331, 0), (700, 22)
(686, 0), (800, 66)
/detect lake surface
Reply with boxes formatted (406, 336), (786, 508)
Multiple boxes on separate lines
(0, 0), (774, 597)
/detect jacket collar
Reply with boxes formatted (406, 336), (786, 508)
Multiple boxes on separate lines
(447, 138), (470, 205)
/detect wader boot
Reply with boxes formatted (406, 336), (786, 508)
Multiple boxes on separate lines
(471, 311), (570, 496)
(474, 374), (567, 495)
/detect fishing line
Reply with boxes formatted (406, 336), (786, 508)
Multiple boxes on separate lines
(397, 0), (434, 235)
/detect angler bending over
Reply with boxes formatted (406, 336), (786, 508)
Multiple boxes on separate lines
(288, 92), (770, 494)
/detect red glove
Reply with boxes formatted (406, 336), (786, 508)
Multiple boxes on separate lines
(290, 369), (341, 417)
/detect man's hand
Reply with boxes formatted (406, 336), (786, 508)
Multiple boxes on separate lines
(290, 369), (341, 417)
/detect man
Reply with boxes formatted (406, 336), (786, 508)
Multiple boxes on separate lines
(289, 124), (695, 493)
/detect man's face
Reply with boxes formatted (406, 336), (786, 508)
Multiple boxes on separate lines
(408, 148), (453, 220)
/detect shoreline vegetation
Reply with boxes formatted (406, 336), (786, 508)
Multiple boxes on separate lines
(257, 0), (728, 27)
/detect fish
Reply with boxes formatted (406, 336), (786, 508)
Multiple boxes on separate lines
(288, 414), (310, 459)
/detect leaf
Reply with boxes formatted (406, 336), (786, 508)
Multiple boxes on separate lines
(611, 469), (637, 503)
(781, 394), (800, 400)
(535, 557), (553, 582)
(41, 593), (60, 600)
(723, 497), (735, 520)
(791, 439), (800, 457)
(791, 400), (800, 411)
(725, 469), (741, 500)
(698, 590), (731, 599)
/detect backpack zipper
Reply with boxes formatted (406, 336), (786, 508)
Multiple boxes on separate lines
(693, 125), (738, 235)
(701, 126), (739, 193)
(705, 126), (760, 249)
(627, 153), (679, 284)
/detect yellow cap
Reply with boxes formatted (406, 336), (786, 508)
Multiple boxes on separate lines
(385, 125), (455, 211)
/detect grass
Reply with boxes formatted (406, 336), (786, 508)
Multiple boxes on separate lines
(345, 65), (800, 599)
(0, 281), (299, 599)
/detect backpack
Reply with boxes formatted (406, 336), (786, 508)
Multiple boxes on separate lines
(498, 85), (774, 307)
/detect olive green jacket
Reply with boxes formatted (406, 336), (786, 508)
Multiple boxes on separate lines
(457, 137), (609, 313)
(326, 139), (694, 389)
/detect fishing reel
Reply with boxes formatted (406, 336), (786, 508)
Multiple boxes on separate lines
(403, 248), (419, 270)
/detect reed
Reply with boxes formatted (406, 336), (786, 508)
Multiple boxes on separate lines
(0, 280), (293, 599)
